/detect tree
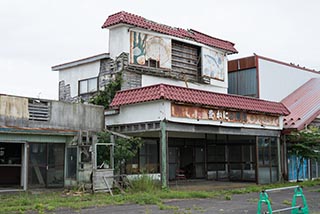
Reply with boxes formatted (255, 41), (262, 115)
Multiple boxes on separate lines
(97, 131), (143, 174)
(287, 126), (320, 181)
(89, 72), (122, 108)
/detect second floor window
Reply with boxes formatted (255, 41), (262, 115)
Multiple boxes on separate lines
(79, 77), (98, 95)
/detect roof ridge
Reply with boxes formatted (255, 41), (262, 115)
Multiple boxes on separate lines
(189, 29), (235, 45)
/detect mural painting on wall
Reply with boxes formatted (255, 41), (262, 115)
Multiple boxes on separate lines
(130, 31), (171, 69)
(202, 47), (225, 81)
(171, 104), (279, 127)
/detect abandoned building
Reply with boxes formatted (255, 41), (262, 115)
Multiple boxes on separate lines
(0, 94), (104, 191)
(52, 11), (306, 187)
(228, 55), (320, 181)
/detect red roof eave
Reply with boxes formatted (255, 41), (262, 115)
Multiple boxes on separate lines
(110, 84), (289, 116)
(102, 11), (238, 54)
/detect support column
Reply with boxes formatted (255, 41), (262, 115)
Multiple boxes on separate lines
(160, 120), (167, 189)
(277, 137), (282, 182)
(110, 135), (115, 169)
(23, 143), (28, 191)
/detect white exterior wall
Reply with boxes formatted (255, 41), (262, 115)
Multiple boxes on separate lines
(59, 61), (100, 98)
(142, 75), (227, 94)
(106, 101), (282, 131)
(109, 25), (130, 59)
(258, 58), (320, 102)
(105, 101), (170, 126)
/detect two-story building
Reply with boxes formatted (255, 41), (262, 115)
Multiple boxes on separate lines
(53, 11), (290, 186)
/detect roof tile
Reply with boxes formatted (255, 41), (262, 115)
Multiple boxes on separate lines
(110, 84), (289, 115)
(102, 11), (237, 53)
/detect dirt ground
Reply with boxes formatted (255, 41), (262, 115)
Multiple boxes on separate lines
(51, 184), (320, 214)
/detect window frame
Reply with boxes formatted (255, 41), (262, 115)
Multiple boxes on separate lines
(78, 77), (98, 95)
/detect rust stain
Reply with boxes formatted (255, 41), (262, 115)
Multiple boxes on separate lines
(171, 104), (279, 127)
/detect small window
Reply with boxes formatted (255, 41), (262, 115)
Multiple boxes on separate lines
(79, 77), (98, 95)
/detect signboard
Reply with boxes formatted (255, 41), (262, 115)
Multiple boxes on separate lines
(130, 31), (171, 69)
(202, 47), (226, 81)
(171, 104), (279, 127)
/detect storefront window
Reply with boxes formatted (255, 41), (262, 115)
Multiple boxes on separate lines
(126, 140), (159, 174)
(258, 137), (278, 184)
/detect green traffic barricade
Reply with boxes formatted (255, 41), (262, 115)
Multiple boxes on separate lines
(257, 185), (309, 214)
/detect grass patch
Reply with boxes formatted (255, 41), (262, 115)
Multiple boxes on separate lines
(1, 179), (319, 213)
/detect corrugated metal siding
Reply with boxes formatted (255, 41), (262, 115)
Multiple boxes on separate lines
(228, 68), (258, 97)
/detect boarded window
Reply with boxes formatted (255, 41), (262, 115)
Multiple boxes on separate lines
(171, 40), (201, 82)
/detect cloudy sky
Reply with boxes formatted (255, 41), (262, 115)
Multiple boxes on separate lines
(1, 0), (319, 99)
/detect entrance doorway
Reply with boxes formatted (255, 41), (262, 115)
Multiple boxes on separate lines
(0, 143), (23, 187)
(28, 143), (65, 188)
(169, 145), (205, 180)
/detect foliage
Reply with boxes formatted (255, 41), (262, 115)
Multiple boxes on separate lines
(287, 126), (320, 181)
(129, 174), (161, 193)
(89, 72), (122, 108)
(97, 131), (142, 174)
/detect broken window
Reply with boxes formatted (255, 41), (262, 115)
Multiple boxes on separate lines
(96, 143), (113, 170)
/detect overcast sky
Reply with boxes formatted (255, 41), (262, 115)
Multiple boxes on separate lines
(1, 0), (319, 99)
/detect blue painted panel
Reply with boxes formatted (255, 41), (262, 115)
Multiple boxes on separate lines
(288, 155), (308, 181)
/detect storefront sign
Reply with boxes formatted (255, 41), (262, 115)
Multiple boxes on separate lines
(171, 104), (279, 127)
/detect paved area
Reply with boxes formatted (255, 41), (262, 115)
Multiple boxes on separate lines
(51, 185), (320, 214)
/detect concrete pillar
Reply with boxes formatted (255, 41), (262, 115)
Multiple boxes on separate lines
(160, 121), (167, 189)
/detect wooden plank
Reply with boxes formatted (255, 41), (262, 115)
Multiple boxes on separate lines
(172, 58), (198, 67)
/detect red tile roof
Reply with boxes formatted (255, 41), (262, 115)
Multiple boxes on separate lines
(282, 78), (320, 131)
(110, 84), (289, 115)
(102, 11), (237, 53)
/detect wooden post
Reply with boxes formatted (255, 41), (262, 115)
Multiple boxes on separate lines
(160, 121), (167, 189)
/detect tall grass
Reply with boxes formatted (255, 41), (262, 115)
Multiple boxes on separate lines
(129, 174), (161, 193)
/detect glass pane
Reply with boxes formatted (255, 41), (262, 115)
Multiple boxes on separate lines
(195, 147), (204, 163)
(66, 148), (77, 179)
(88, 78), (97, 92)
(79, 80), (88, 94)
(29, 144), (47, 187)
(47, 144), (64, 187)
(229, 145), (241, 162)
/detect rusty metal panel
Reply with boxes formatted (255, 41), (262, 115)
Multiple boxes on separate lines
(228, 56), (256, 72)
(171, 104), (279, 127)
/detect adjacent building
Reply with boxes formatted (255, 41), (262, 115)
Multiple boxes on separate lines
(228, 55), (320, 182)
(0, 94), (104, 191)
